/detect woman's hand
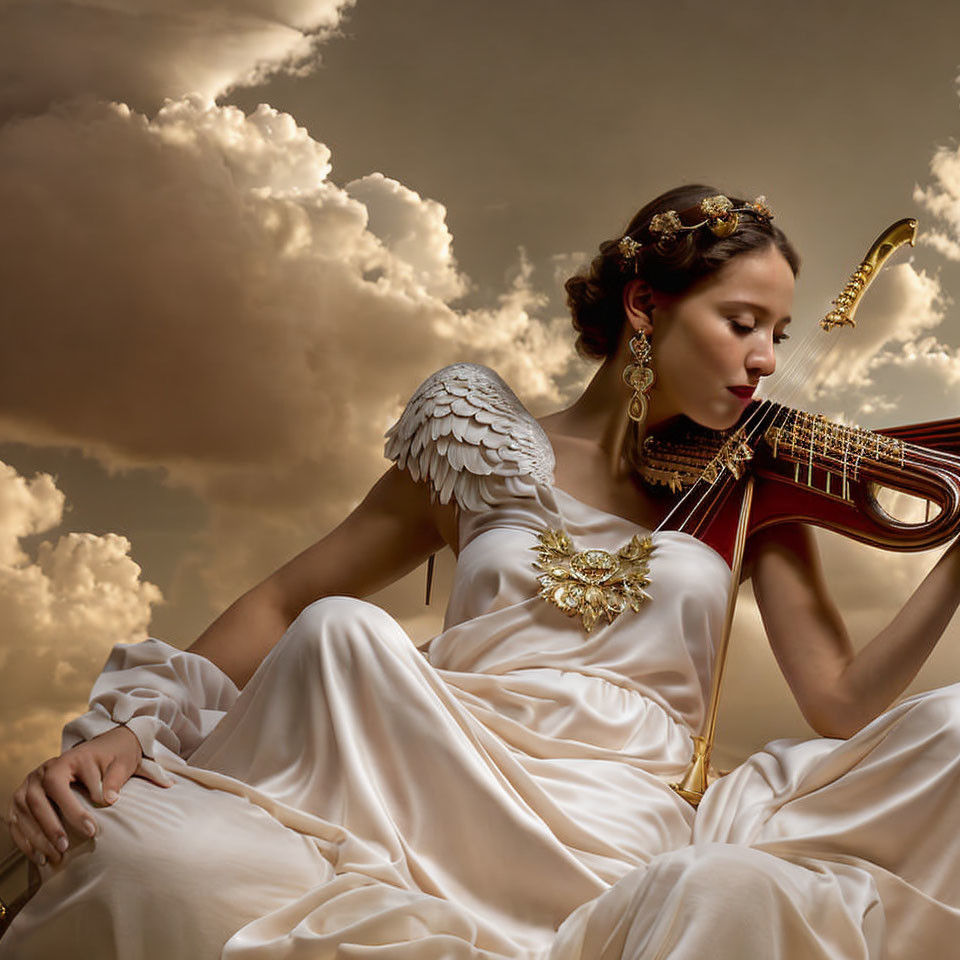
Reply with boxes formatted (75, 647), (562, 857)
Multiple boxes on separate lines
(5, 725), (147, 867)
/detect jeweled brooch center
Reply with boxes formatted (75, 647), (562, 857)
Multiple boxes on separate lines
(532, 528), (655, 634)
(569, 549), (619, 584)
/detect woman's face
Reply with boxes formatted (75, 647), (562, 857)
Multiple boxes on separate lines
(638, 244), (795, 431)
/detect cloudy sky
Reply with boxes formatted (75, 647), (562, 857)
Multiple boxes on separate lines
(4, 0), (960, 849)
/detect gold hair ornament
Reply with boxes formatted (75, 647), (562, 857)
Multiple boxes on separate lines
(618, 195), (774, 272)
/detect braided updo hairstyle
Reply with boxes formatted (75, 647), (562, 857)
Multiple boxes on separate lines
(566, 184), (801, 360)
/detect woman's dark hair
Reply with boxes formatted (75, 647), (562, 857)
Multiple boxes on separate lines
(565, 184), (801, 360)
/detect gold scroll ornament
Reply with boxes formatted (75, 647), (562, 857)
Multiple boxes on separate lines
(820, 218), (917, 331)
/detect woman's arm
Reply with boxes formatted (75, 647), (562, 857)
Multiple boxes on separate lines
(188, 463), (455, 689)
(748, 523), (960, 738)
(6, 464), (454, 865)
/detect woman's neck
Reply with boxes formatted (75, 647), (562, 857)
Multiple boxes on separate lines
(539, 351), (636, 479)
(542, 337), (683, 480)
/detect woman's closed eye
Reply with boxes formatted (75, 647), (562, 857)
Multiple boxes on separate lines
(726, 316), (754, 334)
(726, 316), (790, 345)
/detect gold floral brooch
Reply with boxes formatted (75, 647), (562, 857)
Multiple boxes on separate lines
(533, 529), (655, 634)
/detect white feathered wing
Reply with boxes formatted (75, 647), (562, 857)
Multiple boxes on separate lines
(384, 363), (556, 512)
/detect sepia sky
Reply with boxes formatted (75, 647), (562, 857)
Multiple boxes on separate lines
(4, 0), (960, 850)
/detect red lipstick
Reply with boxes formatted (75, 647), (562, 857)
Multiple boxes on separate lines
(727, 385), (756, 399)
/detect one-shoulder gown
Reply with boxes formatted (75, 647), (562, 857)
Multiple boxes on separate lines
(4, 363), (960, 959)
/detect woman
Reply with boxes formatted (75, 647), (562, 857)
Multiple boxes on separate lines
(5, 184), (960, 958)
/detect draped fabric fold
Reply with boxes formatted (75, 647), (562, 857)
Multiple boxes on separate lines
(6, 483), (960, 959)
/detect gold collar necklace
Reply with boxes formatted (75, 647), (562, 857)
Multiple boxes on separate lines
(531, 420), (736, 634)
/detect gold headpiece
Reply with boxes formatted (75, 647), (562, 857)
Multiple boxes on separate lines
(617, 194), (774, 272)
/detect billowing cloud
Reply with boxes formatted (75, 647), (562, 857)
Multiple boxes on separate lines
(0, 461), (162, 804)
(0, 0), (355, 120)
(0, 94), (575, 606)
(810, 131), (960, 424)
(0, 461), (64, 567)
(346, 173), (469, 301)
(914, 141), (960, 262)
(802, 263), (947, 418)
(768, 124), (960, 430)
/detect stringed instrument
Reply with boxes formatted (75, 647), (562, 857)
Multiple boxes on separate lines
(657, 217), (960, 803)
(660, 401), (960, 565)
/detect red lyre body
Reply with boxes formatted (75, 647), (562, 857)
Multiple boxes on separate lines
(659, 403), (960, 566)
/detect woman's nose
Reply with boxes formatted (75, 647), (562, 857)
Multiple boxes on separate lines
(746, 336), (777, 378)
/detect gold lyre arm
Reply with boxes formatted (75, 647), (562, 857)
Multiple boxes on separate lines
(820, 218), (917, 331)
(670, 475), (755, 806)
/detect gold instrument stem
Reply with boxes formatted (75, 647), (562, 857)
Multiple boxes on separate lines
(670, 475), (755, 806)
(819, 218), (917, 331)
(705, 474), (755, 746)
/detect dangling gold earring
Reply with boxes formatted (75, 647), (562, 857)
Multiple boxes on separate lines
(622, 331), (655, 425)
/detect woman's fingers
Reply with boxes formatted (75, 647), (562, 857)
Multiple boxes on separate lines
(23, 773), (71, 861)
(14, 814), (55, 866)
(98, 725), (149, 797)
(75, 753), (105, 807)
(6, 731), (144, 866)
(8, 816), (36, 862)
(43, 757), (99, 841)
(14, 777), (63, 865)
(100, 757), (132, 805)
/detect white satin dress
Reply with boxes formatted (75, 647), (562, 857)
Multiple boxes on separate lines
(5, 363), (960, 959)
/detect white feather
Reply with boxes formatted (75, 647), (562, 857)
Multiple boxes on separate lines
(383, 362), (555, 511)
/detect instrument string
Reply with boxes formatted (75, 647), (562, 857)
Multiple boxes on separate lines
(651, 211), (933, 537)
(661, 221), (925, 805)
(654, 314), (847, 536)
